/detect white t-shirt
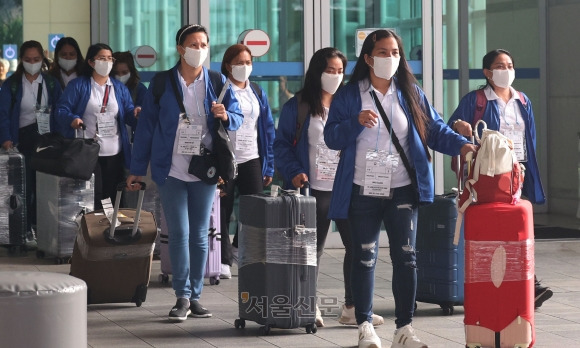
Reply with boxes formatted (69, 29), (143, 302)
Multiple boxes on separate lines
(229, 80), (259, 164)
(353, 80), (412, 188)
(19, 74), (47, 128)
(168, 70), (209, 182)
(308, 108), (335, 191)
(60, 70), (78, 87)
(82, 77), (121, 156)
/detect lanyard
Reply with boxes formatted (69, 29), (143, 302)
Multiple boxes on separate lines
(503, 101), (520, 126)
(35, 82), (43, 107)
(100, 85), (111, 113)
(369, 85), (395, 154)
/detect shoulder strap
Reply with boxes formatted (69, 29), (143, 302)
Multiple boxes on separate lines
(517, 91), (527, 106)
(208, 70), (224, 98)
(473, 89), (487, 127)
(293, 92), (310, 147)
(152, 70), (170, 104)
(167, 71), (185, 114)
(250, 81), (261, 95)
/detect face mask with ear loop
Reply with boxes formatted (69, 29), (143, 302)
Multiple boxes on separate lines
(491, 69), (515, 88)
(320, 72), (343, 94)
(183, 47), (208, 68)
(370, 56), (400, 80)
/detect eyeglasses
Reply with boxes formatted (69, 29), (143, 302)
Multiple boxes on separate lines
(94, 56), (116, 63)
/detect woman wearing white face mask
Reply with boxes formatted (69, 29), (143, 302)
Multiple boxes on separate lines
(112, 51), (147, 141)
(274, 47), (382, 329)
(56, 43), (137, 211)
(324, 30), (476, 348)
(48, 37), (84, 89)
(448, 49), (549, 309)
(0, 40), (62, 238)
(217, 44), (275, 279)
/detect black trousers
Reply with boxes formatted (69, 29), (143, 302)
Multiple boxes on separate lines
(220, 158), (263, 265)
(93, 152), (126, 210)
(17, 124), (40, 232)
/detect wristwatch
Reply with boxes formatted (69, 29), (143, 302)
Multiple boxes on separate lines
(452, 119), (462, 131)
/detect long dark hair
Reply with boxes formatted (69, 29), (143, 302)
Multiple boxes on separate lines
(350, 29), (431, 160)
(298, 47), (347, 117)
(480, 48), (514, 90)
(81, 43), (113, 77)
(15, 40), (48, 77)
(112, 51), (141, 89)
(48, 37), (84, 75)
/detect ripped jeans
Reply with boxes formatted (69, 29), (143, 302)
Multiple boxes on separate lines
(348, 184), (418, 328)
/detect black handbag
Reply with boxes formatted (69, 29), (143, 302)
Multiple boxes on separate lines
(30, 129), (100, 180)
(212, 119), (237, 182)
(188, 145), (219, 185)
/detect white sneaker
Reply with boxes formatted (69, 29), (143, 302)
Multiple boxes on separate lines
(391, 324), (428, 348)
(220, 264), (232, 279)
(358, 321), (381, 348)
(315, 304), (325, 327)
(339, 305), (385, 326)
(232, 247), (239, 265)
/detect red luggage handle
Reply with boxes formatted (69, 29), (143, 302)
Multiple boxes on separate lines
(107, 182), (147, 241)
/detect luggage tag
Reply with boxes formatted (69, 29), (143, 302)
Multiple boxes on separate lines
(315, 143), (340, 181)
(35, 105), (51, 135)
(362, 149), (398, 198)
(101, 198), (121, 228)
(177, 112), (204, 155)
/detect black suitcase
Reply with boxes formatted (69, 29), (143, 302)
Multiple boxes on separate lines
(415, 192), (465, 315)
(235, 187), (318, 334)
(0, 149), (27, 254)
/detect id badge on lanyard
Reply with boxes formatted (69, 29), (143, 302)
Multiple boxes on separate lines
(316, 143), (340, 181)
(35, 106), (51, 134)
(501, 125), (527, 162)
(363, 149), (399, 197)
(96, 85), (116, 137)
(235, 120), (255, 151)
(177, 113), (203, 155)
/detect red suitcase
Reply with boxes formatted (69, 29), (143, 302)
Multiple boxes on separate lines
(464, 201), (535, 348)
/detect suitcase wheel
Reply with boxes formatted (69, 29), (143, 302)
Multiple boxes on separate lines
(440, 304), (454, 316)
(234, 319), (245, 329)
(158, 274), (170, 284)
(305, 323), (317, 334)
(210, 277), (220, 285)
(258, 325), (271, 336)
(36, 250), (45, 259)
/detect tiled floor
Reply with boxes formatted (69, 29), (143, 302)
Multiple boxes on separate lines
(1, 231), (579, 347)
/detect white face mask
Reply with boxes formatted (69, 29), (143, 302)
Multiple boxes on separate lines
(23, 61), (42, 75)
(59, 58), (77, 72)
(93, 60), (113, 77)
(370, 56), (400, 80)
(183, 47), (208, 68)
(231, 64), (252, 82)
(320, 72), (343, 95)
(491, 69), (515, 88)
(115, 73), (131, 85)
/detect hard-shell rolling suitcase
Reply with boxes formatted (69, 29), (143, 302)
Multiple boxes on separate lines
(235, 186), (318, 335)
(159, 189), (221, 285)
(464, 201), (535, 348)
(416, 192), (464, 315)
(70, 182), (157, 306)
(0, 149), (27, 254)
(36, 172), (95, 264)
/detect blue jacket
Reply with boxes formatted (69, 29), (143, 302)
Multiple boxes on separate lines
(0, 73), (62, 145)
(130, 65), (243, 186)
(324, 80), (470, 219)
(273, 95), (313, 189)
(131, 82), (148, 107)
(448, 89), (545, 204)
(55, 75), (136, 169)
(249, 82), (276, 177)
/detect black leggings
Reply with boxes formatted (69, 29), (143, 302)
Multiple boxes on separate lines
(93, 152), (126, 210)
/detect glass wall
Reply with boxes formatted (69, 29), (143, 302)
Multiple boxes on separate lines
(108, 0), (182, 72)
(209, 0), (304, 124)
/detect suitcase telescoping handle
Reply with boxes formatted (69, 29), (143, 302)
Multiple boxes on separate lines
(301, 181), (310, 197)
(108, 181), (147, 239)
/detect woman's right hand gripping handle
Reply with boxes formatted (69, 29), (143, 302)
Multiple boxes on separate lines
(126, 175), (143, 191)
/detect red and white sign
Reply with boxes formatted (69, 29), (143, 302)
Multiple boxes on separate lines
(238, 29), (270, 57)
(134, 45), (157, 68)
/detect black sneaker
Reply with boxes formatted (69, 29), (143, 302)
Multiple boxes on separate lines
(535, 286), (553, 309)
(168, 298), (191, 322)
(189, 299), (212, 318)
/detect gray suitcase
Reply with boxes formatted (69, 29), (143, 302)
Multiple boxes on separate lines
(235, 186), (318, 334)
(0, 149), (27, 254)
(35, 172), (94, 263)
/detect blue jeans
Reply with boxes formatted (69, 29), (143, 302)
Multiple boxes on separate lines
(159, 176), (216, 300)
(349, 184), (418, 328)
